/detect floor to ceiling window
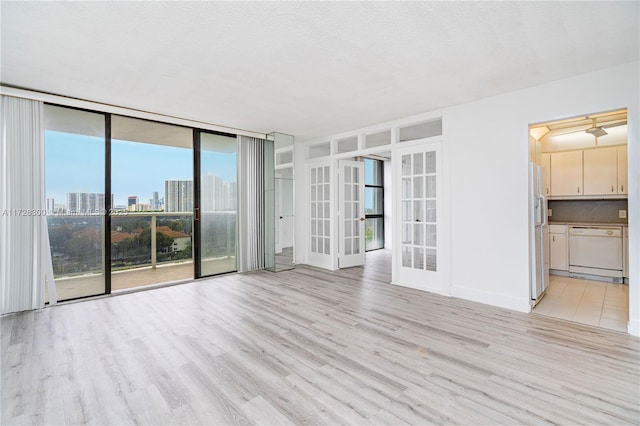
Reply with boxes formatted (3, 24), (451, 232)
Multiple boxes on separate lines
(44, 104), (242, 302)
(364, 158), (385, 251)
(111, 116), (194, 291)
(44, 105), (107, 301)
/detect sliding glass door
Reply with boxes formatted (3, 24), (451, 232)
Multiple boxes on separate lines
(110, 116), (194, 290)
(45, 105), (243, 300)
(44, 105), (107, 301)
(195, 131), (238, 277)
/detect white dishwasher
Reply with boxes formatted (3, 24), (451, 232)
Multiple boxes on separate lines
(569, 226), (623, 280)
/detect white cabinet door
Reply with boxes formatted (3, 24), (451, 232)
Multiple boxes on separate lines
(541, 153), (551, 197)
(583, 147), (617, 195)
(549, 232), (568, 271)
(617, 145), (628, 195)
(395, 143), (442, 292)
(338, 160), (365, 268)
(551, 151), (583, 196)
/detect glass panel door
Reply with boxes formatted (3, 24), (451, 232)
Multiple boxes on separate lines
(196, 131), (238, 277)
(307, 161), (333, 268)
(396, 143), (441, 291)
(111, 116), (193, 291)
(339, 160), (365, 268)
(44, 105), (107, 301)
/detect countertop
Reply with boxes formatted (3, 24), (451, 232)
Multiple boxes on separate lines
(548, 221), (628, 227)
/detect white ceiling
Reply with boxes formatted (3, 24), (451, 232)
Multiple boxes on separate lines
(2, 1), (638, 142)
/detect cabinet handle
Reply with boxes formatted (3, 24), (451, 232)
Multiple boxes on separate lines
(546, 188), (549, 195)
(577, 187), (580, 194)
(553, 235), (555, 242)
(612, 185), (614, 192)
(621, 185), (624, 192)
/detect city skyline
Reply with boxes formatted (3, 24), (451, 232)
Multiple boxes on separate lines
(45, 130), (237, 207)
(48, 171), (236, 213)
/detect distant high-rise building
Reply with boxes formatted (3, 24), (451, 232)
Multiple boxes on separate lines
(164, 180), (193, 213)
(150, 191), (160, 210)
(66, 192), (105, 213)
(202, 173), (236, 211)
(46, 198), (55, 213)
(127, 196), (138, 207)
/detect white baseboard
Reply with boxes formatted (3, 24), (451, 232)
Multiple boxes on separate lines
(390, 280), (445, 296)
(451, 285), (531, 313)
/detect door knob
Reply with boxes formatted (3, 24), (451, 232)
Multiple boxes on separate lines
(359, 217), (365, 221)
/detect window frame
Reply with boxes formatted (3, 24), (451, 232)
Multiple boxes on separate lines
(364, 158), (385, 251)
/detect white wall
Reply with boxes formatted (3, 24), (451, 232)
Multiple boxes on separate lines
(445, 61), (638, 333)
(295, 61), (639, 335)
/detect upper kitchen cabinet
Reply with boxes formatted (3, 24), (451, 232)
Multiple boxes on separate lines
(583, 147), (618, 195)
(550, 150), (582, 196)
(617, 145), (628, 195)
(541, 153), (551, 197)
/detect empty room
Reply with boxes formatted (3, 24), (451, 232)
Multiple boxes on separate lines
(1, 2), (639, 425)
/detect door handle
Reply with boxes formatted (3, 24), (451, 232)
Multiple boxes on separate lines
(359, 217), (365, 222)
(194, 207), (200, 221)
(537, 195), (547, 227)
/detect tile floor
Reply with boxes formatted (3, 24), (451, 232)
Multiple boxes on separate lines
(533, 274), (629, 332)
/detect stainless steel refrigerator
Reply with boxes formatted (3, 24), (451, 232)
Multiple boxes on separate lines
(530, 162), (549, 305)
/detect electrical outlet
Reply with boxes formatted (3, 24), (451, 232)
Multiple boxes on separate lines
(548, 209), (552, 217)
(619, 210), (627, 219)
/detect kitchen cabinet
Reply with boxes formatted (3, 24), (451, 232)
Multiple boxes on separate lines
(618, 145), (628, 195)
(541, 153), (551, 197)
(583, 147), (617, 195)
(549, 224), (568, 271)
(550, 151), (582, 196)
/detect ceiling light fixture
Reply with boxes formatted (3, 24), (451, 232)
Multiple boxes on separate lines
(585, 118), (608, 138)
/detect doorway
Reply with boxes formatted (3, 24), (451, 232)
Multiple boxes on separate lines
(528, 109), (629, 332)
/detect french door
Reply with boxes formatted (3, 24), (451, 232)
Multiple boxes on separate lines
(339, 160), (365, 268)
(307, 161), (334, 269)
(395, 142), (442, 291)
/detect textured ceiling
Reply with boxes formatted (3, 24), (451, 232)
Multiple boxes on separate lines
(1, 1), (638, 141)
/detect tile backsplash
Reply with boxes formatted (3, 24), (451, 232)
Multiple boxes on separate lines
(548, 199), (628, 224)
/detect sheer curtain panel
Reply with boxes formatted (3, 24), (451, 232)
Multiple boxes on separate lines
(237, 136), (271, 272)
(0, 96), (56, 314)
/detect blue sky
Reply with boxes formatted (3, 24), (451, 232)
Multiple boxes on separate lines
(45, 131), (236, 207)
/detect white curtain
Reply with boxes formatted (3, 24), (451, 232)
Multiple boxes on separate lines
(237, 136), (267, 272)
(0, 95), (56, 314)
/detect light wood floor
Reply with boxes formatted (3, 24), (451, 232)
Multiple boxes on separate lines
(533, 275), (629, 332)
(3, 250), (639, 425)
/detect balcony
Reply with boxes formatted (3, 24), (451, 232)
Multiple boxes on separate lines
(48, 211), (236, 301)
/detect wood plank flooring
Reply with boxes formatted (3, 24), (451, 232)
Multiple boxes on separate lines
(2, 250), (639, 425)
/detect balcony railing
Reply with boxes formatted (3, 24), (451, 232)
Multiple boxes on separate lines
(47, 211), (193, 279)
(111, 211), (194, 271)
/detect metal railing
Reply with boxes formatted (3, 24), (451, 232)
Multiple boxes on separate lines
(111, 211), (193, 270)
